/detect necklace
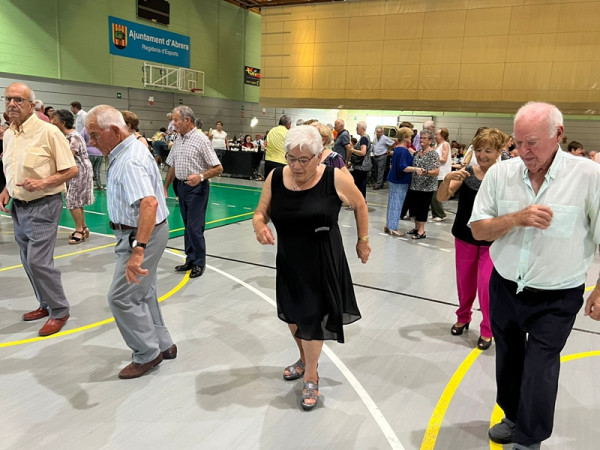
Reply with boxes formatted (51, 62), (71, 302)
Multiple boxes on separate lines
(292, 172), (317, 191)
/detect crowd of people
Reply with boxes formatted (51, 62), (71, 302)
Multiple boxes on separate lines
(4, 81), (600, 448)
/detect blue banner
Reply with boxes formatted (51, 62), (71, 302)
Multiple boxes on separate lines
(109, 16), (190, 68)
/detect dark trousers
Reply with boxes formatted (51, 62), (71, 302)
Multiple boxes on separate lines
(489, 269), (584, 445)
(352, 169), (369, 200)
(178, 180), (210, 267)
(407, 189), (434, 222)
(265, 160), (286, 177)
(374, 154), (389, 187)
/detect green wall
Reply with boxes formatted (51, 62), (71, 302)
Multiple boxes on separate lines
(0, 0), (261, 102)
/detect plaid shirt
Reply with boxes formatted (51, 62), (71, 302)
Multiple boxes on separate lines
(165, 128), (220, 180)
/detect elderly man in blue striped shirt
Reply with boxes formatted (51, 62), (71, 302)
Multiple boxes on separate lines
(86, 105), (176, 380)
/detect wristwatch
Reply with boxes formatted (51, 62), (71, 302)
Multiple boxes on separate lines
(200, 173), (205, 182)
(132, 240), (147, 249)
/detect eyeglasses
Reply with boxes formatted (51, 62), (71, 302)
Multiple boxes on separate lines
(285, 154), (316, 166)
(4, 96), (31, 106)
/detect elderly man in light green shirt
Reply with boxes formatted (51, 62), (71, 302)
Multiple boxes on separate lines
(470, 102), (600, 450)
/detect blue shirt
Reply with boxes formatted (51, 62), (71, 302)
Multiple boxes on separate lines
(373, 134), (394, 156)
(387, 146), (413, 185)
(470, 149), (600, 292)
(106, 135), (168, 226)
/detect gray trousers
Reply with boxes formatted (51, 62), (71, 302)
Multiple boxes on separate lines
(11, 193), (69, 318)
(374, 154), (389, 187)
(108, 222), (173, 364)
(430, 179), (447, 219)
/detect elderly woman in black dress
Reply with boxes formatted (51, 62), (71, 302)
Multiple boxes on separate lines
(253, 125), (370, 410)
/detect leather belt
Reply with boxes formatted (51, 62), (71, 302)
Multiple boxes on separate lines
(109, 219), (166, 231)
(12, 193), (61, 206)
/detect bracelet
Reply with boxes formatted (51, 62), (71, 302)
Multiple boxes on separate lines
(358, 236), (369, 242)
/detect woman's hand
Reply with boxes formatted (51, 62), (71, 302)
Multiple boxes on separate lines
(356, 240), (371, 263)
(255, 224), (275, 245)
(446, 169), (470, 182)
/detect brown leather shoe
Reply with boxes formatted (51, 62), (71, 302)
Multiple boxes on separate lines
(118, 354), (163, 379)
(162, 344), (177, 360)
(38, 314), (70, 336)
(23, 307), (49, 321)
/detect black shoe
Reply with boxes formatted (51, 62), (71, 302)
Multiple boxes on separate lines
(189, 265), (205, 278)
(477, 336), (493, 350)
(175, 262), (193, 272)
(451, 322), (470, 336)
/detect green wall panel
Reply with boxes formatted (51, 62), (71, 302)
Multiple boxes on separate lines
(0, 0), (262, 102)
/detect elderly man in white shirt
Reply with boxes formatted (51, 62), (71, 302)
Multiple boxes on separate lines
(372, 127), (394, 190)
(470, 102), (600, 450)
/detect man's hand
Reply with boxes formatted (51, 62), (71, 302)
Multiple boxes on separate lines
(126, 249), (149, 284)
(514, 204), (553, 229)
(185, 174), (202, 187)
(585, 286), (600, 321)
(16, 178), (45, 192)
(0, 189), (11, 213)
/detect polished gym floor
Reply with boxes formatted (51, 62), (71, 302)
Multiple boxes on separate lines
(1, 178), (600, 450)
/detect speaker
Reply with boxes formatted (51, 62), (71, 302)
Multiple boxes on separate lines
(137, 0), (170, 26)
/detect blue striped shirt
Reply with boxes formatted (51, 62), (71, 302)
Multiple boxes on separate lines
(106, 135), (168, 226)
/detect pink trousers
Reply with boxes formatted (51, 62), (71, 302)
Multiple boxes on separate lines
(454, 238), (493, 338)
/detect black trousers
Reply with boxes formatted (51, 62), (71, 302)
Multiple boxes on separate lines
(351, 169), (369, 199)
(489, 269), (584, 445)
(178, 180), (210, 267)
(264, 160), (286, 177)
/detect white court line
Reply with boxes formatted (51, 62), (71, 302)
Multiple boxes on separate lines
(206, 264), (405, 450)
(62, 206), (106, 215)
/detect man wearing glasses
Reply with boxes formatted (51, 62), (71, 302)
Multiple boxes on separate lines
(0, 82), (78, 336)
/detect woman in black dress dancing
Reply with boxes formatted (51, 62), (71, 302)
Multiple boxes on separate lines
(253, 125), (371, 410)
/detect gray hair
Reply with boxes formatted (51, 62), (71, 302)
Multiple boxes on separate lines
(296, 119), (305, 126)
(356, 121), (367, 131)
(34, 100), (43, 111)
(173, 105), (196, 123)
(423, 120), (435, 130)
(279, 114), (292, 127)
(421, 129), (434, 140)
(514, 102), (563, 138)
(86, 105), (127, 131)
(284, 125), (323, 156)
(195, 118), (203, 129)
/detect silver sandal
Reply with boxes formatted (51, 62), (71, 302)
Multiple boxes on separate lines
(301, 380), (319, 411)
(283, 359), (305, 381)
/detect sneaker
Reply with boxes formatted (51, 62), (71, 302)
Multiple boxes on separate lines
(432, 216), (446, 222)
(489, 418), (516, 444)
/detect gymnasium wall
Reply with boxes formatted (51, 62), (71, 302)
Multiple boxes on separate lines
(0, 0), (261, 102)
(260, 0), (600, 115)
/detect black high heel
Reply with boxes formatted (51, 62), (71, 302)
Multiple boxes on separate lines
(451, 322), (470, 336)
(477, 336), (493, 350)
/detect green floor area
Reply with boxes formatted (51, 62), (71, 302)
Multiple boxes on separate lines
(57, 182), (263, 237)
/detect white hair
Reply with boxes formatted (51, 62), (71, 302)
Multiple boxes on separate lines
(284, 125), (323, 156)
(356, 121), (367, 131)
(87, 105), (127, 131)
(423, 120), (435, 130)
(514, 102), (563, 138)
(34, 100), (43, 110)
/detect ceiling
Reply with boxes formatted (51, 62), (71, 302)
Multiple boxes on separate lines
(225, 0), (345, 13)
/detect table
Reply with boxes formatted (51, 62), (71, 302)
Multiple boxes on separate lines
(220, 150), (264, 178)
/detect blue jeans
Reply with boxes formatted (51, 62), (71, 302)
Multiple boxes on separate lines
(386, 183), (409, 230)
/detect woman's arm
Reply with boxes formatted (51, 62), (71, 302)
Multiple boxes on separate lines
(334, 169), (371, 263)
(437, 170), (468, 201)
(439, 142), (450, 164)
(252, 170), (275, 245)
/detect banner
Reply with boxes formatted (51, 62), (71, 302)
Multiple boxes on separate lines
(244, 66), (260, 86)
(109, 16), (190, 68)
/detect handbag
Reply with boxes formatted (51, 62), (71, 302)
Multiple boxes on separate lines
(350, 135), (371, 166)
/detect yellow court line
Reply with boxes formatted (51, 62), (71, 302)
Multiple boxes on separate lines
(421, 348), (482, 449)
(169, 211), (254, 233)
(0, 243), (117, 272)
(489, 350), (600, 449)
(0, 272), (190, 348)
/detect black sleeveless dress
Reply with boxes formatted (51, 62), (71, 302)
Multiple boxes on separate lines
(270, 166), (361, 343)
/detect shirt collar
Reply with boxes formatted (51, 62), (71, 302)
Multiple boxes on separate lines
(9, 113), (37, 134)
(108, 134), (136, 163)
(520, 146), (563, 181)
(181, 127), (197, 139)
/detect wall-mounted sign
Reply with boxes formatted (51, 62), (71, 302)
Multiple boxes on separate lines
(244, 66), (260, 86)
(109, 16), (190, 68)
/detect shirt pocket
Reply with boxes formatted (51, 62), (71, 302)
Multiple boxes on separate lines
(498, 200), (520, 216)
(23, 147), (51, 177)
(543, 204), (579, 239)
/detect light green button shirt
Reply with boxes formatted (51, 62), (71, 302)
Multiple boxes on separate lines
(470, 149), (600, 293)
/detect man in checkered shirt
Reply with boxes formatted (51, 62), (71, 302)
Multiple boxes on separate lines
(164, 106), (223, 278)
